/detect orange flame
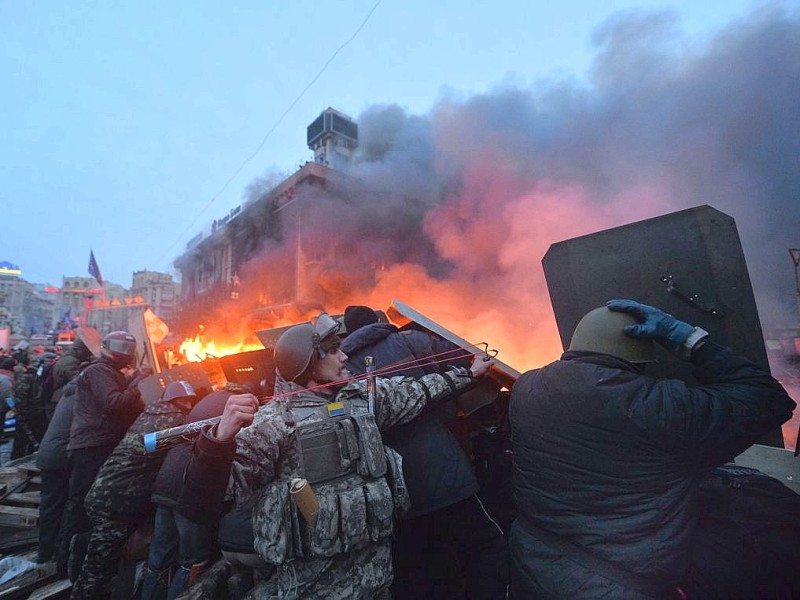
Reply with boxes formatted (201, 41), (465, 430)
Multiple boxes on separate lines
(179, 333), (263, 362)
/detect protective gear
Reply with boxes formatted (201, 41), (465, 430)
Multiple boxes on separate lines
(568, 306), (655, 363)
(252, 394), (402, 565)
(312, 313), (341, 357)
(101, 331), (137, 368)
(274, 314), (341, 382)
(275, 324), (315, 383)
(607, 299), (706, 358)
(162, 380), (197, 403)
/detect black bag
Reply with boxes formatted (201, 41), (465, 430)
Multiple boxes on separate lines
(35, 361), (56, 405)
(684, 464), (800, 599)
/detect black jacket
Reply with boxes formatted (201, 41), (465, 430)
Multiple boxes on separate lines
(342, 323), (478, 517)
(36, 378), (78, 471)
(510, 342), (796, 596)
(68, 356), (143, 451)
(51, 340), (94, 406)
(151, 389), (232, 508)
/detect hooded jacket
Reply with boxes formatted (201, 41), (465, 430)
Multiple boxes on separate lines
(68, 356), (144, 451)
(37, 378), (79, 471)
(342, 323), (478, 517)
(51, 338), (94, 406)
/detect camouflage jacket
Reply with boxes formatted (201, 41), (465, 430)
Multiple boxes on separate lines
(181, 368), (473, 596)
(86, 400), (189, 519)
(13, 365), (43, 417)
(229, 369), (472, 506)
(181, 368), (474, 518)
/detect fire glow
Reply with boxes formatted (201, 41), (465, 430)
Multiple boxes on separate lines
(171, 9), (800, 439)
(179, 332), (263, 362)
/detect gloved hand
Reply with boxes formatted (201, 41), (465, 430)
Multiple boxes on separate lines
(606, 299), (694, 351)
(129, 371), (149, 388)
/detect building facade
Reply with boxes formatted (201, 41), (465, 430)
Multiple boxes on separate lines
(131, 270), (179, 323)
(0, 274), (54, 337)
(173, 108), (360, 334)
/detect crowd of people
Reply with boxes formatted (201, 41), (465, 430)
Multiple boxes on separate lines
(0, 298), (797, 599)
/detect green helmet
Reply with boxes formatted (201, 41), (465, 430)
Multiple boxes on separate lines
(568, 306), (654, 363)
(274, 313), (341, 382)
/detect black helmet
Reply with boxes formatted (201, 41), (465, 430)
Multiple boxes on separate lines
(274, 313), (341, 383)
(162, 380), (197, 403)
(568, 306), (655, 363)
(101, 331), (137, 367)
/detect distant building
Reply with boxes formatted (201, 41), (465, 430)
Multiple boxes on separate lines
(0, 274), (53, 336)
(131, 270), (178, 322)
(58, 276), (122, 321)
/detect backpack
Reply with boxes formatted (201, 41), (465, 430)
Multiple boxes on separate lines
(34, 361), (56, 405)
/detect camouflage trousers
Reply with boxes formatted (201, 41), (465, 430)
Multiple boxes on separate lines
(244, 539), (394, 599)
(70, 510), (135, 599)
(179, 540), (394, 599)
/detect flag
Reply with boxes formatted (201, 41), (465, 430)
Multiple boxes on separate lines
(88, 250), (104, 286)
(144, 308), (170, 344)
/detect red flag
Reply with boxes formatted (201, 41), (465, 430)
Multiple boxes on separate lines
(88, 250), (104, 287)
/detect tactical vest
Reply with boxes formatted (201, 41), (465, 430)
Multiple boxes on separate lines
(252, 391), (408, 565)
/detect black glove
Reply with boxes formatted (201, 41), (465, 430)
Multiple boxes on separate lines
(607, 299), (707, 359)
(129, 372), (149, 388)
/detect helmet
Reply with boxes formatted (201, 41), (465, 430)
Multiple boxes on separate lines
(101, 331), (137, 367)
(162, 380), (197, 403)
(275, 324), (315, 382)
(568, 306), (654, 363)
(274, 314), (341, 382)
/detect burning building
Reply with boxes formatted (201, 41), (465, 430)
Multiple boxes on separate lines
(170, 8), (800, 446)
(172, 107), (451, 357)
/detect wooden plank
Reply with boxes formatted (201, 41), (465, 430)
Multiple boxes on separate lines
(0, 564), (58, 599)
(387, 299), (521, 389)
(0, 528), (39, 553)
(27, 579), (72, 600)
(0, 469), (24, 484)
(0, 505), (38, 528)
(3, 491), (40, 506)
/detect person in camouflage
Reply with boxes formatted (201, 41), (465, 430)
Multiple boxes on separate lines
(70, 381), (200, 599)
(11, 351), (48, 459)
(178, 313), (495, 599)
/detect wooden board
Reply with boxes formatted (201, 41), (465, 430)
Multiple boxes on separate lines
(387, 299), (521, 390)
(0, 505), (38, 528)
(0, 469), (25, 484)
(28, 579), (72, 600)
(0, 527), (39, 554)
(0, 562), (58, 599)
(4, 491), (40, 506)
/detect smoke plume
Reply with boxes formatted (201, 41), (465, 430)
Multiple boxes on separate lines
(190, 6), (800, 383)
